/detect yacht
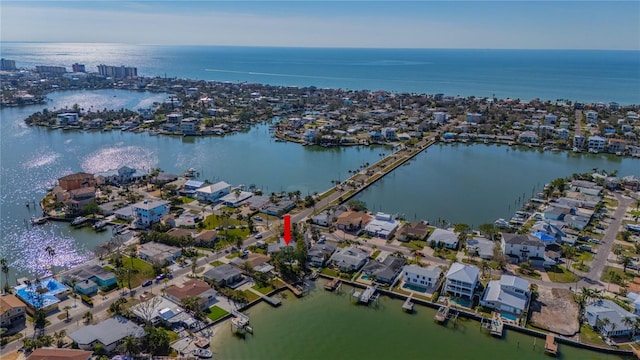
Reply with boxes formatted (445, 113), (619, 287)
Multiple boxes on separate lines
(494, 218), (510, 229)
(71, 216), (88, 226)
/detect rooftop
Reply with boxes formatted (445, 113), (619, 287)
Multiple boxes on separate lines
(69, 315), (145, 347)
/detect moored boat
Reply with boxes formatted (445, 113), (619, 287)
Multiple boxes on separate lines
(71, 216), (88, 226)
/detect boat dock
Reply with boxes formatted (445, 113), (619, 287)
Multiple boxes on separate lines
(260, 294), (282, 307)
(281, 279), (303, 297)
(482, 316), (504, 337)
(30, 216), (48, 225)
(545, 334), (558, 356)
(231, 310), (253, 335)
(324, 278), (341, 291)
(435, 305), (449, 323)
(402, 294), (414, 312)
(355, 285), (378, 304)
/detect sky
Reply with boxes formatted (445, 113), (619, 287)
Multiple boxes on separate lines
(1, 1), (639, 50)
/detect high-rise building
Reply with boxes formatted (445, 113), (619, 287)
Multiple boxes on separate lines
(97, 64), (137, 79)
(1, 58), (17, 71)
(72, 63), (86, 72)
(35, 65), (67, 75)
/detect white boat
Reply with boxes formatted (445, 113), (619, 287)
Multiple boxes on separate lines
(192, 349), (213, 358)
(93, 220), (109, 231)
(71, 216), (88, 226)
(494, 218), (510, 228)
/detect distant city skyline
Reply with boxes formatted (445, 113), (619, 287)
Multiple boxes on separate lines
(1, 1), (639, 50)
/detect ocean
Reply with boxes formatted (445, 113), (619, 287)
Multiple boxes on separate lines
(1, 43), (639, 104)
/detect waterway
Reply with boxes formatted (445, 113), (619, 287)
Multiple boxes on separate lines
(0, 89), (391, 279)
(356, 142), (640, 228)
(210, 284), (626, 360)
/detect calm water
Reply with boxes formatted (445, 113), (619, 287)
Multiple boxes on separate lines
(2, 43), (639, 104)
(0, 90), (390, 279)
(356, 143), (640, 227)
(211, 284), (625, 360)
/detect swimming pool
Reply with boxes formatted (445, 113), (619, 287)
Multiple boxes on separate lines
(501, 312), (518, 321)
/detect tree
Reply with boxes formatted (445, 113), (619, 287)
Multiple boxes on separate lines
(144, 325), (170, 355)
(478, 223), (499, 241)
(63, 305), (71, 321)
(481, 260), (491, 279)
(623, 316), (635, 338)
(136, 296), (162, 326)
(621, 255), (633, 273)
(83, 311), (93, 324)
(346, 199), (367, 212)
(119, 335), (141, 356)
(561, 245), (577, 273)
(45, 246), (55, 277)
(0, 258), (9, 294)
(53, 329), (66, 348)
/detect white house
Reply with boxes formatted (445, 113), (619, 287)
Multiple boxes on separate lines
(402, 264), (442, 291)
(363, 212), (399, 239)
(132, 199), (170, 228)
(181, 117), (198, 135)
(480, 275), (530, 315)
(588, 136), (607, 153)
(196, 181), (231, 203)
(68, 316), (145, 352)
(444, 262), (479, 299)
(501, 233), (545, 263)
(138, 241), (182, 264)
(330, 247), (369, 272)
(573, 134), (585, 149)
(585, 300), (636, 338)
(586, 110), (598, 123)
(427, 228), (459, 250)
(518, 131), (539, 144)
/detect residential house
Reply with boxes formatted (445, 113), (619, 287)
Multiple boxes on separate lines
(466, 237), (495, 260)
(402, 265), (442, 291)
(307, 242), (337, 267)
(363, 212), (400, 239)
(220, 190), (253, 207)
(0, 294), (27, 333)
(61, 264), (117, 295)
(167, 113), (183, 123)
(58, 186), (96, 213)
(397, 222), (431, 242)
(518, 131), (539, 144)
(57, 172), (96, 191)
(330, 247), (369, 272)
(203, 264), (243, 287)
(27, 348), (93, 360)
(195, 181), (231, 203)
(585, 300), (637, 338)
(69, 315), (145, 352)
(165, 279), (217, 310)
(193, 229), (218, 247)
(361, 255), (406, 285)
(444, 262), (480, 299)
(335, 211), (372, 232)
(181, 117), (198, 135)
(427, 228), (459, 250)
(130, 296), (196, 328)
(138, 242), (182, 265)
(586, 110), (598, 123)
(501, 233), (546, 263)
(268, 238), (295, 255)
(132, 199), (170, 228)
(261, 200), (296, 216)
(608, 139), (626, 154)
(588, 136), (607, 153)
(573, 134), (585, 149)
(182, 180), (205, 197)
(480, 275), (530, 315)
(113, 205), (135, 221)
(57, 112), (79, 126)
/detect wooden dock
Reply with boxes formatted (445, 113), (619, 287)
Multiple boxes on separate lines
(324, 278), (341, 291)
(402, 294), (414, 312)
(282, 279), (303, 297)
(544, 334), (558, 356)
(261, 294), (282, 307)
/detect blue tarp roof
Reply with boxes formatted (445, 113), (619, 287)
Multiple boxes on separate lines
(532, 232), (555, 242)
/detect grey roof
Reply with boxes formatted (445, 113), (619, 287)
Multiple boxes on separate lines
(427, 228), (458, 246)
(203, 264), (242, 282)
(502, 233), (544, 247)
(69, 316), (145, 346)
(64, 264), (115, 283)
(586, 299), (636, 333)
(466, 237), (495, 258)
(132, 199), (170, 210)
(482, 280), (528, 312)
(445, 262), (479, 284)
(330, 247), (369, 269)
(499, 275), (529, 291)
(362, 256), (406, 282)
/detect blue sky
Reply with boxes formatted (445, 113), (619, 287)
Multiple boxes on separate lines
(1, 1), (639, 49)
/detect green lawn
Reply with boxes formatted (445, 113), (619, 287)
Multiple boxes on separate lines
(252, 284), (275, 294)
(180, 196), (195, 204)
(206, 305), (229, 322)
(577, 251), (594, 262)
(210, 260), (224, 267)
(400, 240), (426, 252)
(371, 250), (381, 259)
(112, 256), (155, 288)
(320, 268), (339, 277)
(163, 329), (180, 343)
(546, 266), (579, 283)
(601, 265), (636, 285)
(579, 324), (607, 346)
(572, 262), (590, 272)
(243, 290), (261, 302)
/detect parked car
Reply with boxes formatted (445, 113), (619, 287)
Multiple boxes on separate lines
(142, 280), (153, 287)
(156, 273), (166, 281)
(578, 244), (593, 252)
(255, 233), (263, 239)
(596, 224), (606, 230)
(587, 238), (602, 244)
(254, 216), (263, 221)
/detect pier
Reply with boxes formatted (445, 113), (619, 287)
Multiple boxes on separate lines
(324, 278), (341, 291)
(231, 310), (253, 335)
(260, 294), (282, 307)
(281, 279), (303, 297)
(353, 285), (378, 305)
(402, 294), (414, 312)
(545, 334), (559, 356)
(434, 305), (449, 323)
(481, 316), (504, 337)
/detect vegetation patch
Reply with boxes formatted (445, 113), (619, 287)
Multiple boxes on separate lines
(243, 290), (261, 303)
(206, 305), (230, 322)
(252, 284), (275, 294)
(400, 240), (426, 252)
(579, 324), (607, 346)
(210, 260), (224, 267)
(546, 266), (579, 283)
(601, 266), (635, 285)
(371, 250), (381, 259)
(179, 196), (195, 204)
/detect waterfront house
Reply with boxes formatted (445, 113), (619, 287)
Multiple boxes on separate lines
(427, 228), (459, 250)
(363, 212), (400, 239)
(57, 172), (96, 191)
(480, 275), (529, 315)
(131, 296), (197, 328)
(113, 205), (135, 221)
(466, 237), (495, 260)
(14, 278), (70, 315)
(195, 181), (231, 203)
(61, 264), (117, 295)
(181, 117), (198, 135)
(220, 190), (254, 207)
(27, 348), (93, 360)
(182, 179), (205, 197)
(57, 112), (79, 126)
(167, 112), (183, 123)
(58, 186), (96, 213)
(132, 199), (170, 228)
(402, 264), (442, 291)
(585, 300), (637, 338)
(361, 255), (406, 285)
(261, 200), (296, 217)
(608, 138), (626, 154)
(397, 222), (431, 241)
(335, 211), (372, 232)
(330, 247), (369, 272)
(138, 242), (182, 265)
(307, 242), (337, 267)
(311, 209), (338, 227)
(501, 233), (545, 263)
(588, 136), (607, 153)
(518, 131), (539, 144)
(0, 294), (27, 334)
(165, 279), (217, 310)
(573, 134), (585, 149)
(444, 262), (479, 300)
(69, 315), (145, 352)
(203, 264), (243, 288)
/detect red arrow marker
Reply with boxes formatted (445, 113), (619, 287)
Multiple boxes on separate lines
(283, 214), (291, 245)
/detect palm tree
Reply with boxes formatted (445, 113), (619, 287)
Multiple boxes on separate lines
(561, 244), (577, 272)
(119, 335), (140, 356)
(600, 318), (611, 336)
(481, 260), (491, 280)
(45, 246), (55, 277)
(63, 305), (71, 321)
(622, 255), (633, 273)
(623, 316), (634, 338)
(71, 278), (78, 307)
(53, 329), (66, 348)
(0, 258), (8, 294)
(83, 311), (93, 324)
